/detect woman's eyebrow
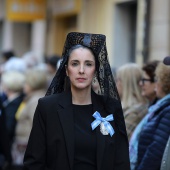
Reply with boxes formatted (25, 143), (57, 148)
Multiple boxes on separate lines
(85, 60), (95, 62)
(70, 60), (94, 62)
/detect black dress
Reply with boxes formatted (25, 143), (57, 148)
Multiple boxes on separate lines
(72, 104), (97, 170)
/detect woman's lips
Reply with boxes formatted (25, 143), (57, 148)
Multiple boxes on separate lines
(77, 78), (86, 82)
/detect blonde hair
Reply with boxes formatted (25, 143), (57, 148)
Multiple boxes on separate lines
(25, 69), (47, 90)
(155, 62), (170, 94)
(1, 71), (25, 92)
(117, 63), (146, 109)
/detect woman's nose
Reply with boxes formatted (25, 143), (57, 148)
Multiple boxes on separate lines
(79, 65), (84, 74)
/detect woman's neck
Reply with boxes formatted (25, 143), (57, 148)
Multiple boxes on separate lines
(147, 94), (157, 104)
(71, 87), (92, 105)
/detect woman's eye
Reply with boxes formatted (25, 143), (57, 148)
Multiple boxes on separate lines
(86, 63), (92, 66)
(71, 62), (78, 66)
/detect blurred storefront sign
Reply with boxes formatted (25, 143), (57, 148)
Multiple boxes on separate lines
(53, 0), (82, 18)
(6, 0), (46, 22)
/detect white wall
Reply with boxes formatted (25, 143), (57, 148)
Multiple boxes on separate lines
(113, 3), (135, 68)
(149, 0), (170, 60)
(13, 23), (31, 57)
(0, 0), (5, 20)
(2, 21), (13, 51)
(31, 20), (46, 62)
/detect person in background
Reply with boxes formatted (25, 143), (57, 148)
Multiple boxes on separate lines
(116, 63), (148, 140)
(22, 51), (47, 71)
(139, 60), (160, 106)
(0, 50), (15, 73)
(129, 60), (159, 170)
(0, 51), (15, 65)
(1, 71), (25, 146)
(46, 55), (60, 74)
(0, 99), (12, 170)
(46, 55), (60, 86)
(2, 55), (26, 74)
(136, 61), (170, 170)
(11, 69), (47, 169)
(0, 51), (16, 102)
(160, 56), (170, 170)
(23, 32), (130, 170)
(21, 51), (38, 69)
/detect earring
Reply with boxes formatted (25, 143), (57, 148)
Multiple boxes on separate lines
(93, 77), (96, 83)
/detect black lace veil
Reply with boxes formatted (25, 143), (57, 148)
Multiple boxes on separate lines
(46, 32), (120, 101)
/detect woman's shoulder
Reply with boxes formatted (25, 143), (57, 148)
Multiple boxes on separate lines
(158, 105), (170, 122)
(154, 100), (170, 118)
(124, 103), (148, 116)
(39, 92), (66, 105)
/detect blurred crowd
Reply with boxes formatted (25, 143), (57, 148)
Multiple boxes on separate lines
(0, 50), (61, 170)
(116, 58), (170, 170)
(0, 50), (170, 170)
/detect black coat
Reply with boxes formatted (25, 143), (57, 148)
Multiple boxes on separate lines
(4, 93), (24, 143)
(24, 91), (130, 170)
(0, 100), (12, 166)
(137, 99), (170, 170)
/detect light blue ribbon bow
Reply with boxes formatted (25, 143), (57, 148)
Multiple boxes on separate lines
(91, 111), (115, 137)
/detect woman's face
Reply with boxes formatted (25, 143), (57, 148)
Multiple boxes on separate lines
(66, 47), (96, 91)
(139, 71), (156, 101)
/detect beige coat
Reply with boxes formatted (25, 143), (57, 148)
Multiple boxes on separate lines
(124, 103), (148, 140)
(12, 89), (46, 165)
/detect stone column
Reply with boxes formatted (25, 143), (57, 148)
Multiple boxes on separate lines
(135, 0), (147, 66)
(149, 0), (170, 60)
(31, 20), (46, 62)
(2, 21), (13, 51)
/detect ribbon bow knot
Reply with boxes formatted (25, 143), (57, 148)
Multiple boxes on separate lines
(91, 111), (115, 137)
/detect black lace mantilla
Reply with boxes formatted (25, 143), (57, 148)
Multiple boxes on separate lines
(46, 32), (120, 101)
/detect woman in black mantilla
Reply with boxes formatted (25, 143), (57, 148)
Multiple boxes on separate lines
(23, 32), (130, 170)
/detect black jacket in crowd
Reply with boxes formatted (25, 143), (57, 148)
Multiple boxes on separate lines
(0, 100), (12, 169)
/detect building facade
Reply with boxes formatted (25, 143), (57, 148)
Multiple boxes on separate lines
(0, 0), (169, 68)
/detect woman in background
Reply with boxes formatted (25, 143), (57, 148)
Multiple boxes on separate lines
(116, 63), (148, 140)
(129, 60), (159, 170)
(161, 56), (170, 170)
(136, 62), (170, 170)
(12, 69), (47, 169)
(1, 71), (25, 146)
(139, 60), (160, 106)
